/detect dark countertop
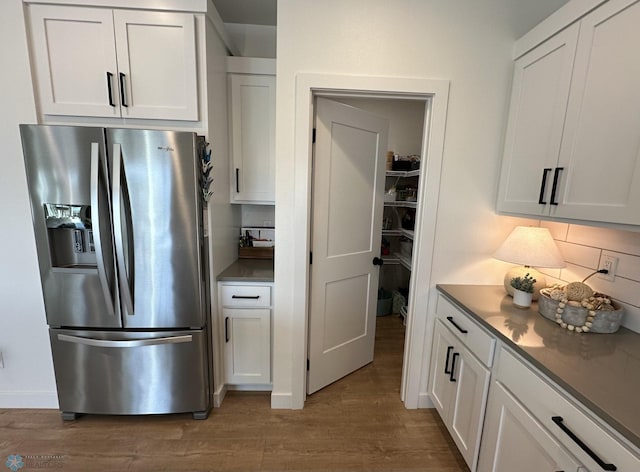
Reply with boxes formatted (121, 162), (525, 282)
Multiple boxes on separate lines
(437, 284), (640, 450)
(218, 259), (274, 282)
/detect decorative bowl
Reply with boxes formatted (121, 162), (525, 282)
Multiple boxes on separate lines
(538, 288), (624, 334)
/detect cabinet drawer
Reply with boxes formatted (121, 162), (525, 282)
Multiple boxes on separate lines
(497, 347), (640, 471)
(436, 295), (495, 367)
(221, 284), (271, 307)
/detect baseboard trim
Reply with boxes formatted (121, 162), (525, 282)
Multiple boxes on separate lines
(212, 384), (227, 408)
(418, 392), (435, 409)
(0, 391), (58, 409)
(270, 392), (293, 409)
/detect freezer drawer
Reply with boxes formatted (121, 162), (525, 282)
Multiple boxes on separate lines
(50, 328), (209, 417)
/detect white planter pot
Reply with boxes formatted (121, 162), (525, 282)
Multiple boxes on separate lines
(513, 289), (533, 309)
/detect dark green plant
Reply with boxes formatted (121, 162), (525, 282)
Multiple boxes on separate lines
(510, 273), (537, 294)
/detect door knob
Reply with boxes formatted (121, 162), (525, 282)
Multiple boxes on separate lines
(372, 257), (384, 266)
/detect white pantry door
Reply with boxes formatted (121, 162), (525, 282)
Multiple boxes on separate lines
(307, 98), (388, 394)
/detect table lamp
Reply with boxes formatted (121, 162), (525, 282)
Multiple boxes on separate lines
(493, 226), (565, 300)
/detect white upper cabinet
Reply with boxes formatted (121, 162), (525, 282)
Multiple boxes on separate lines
(497, 0), (640, 226)
(28, 5), (118, 118)
(228, 72), (276, 204)
(112, 10), (198, 121)
(28, 4), (198, 121)
(553, 0), (640, 223)
(497, 23), (579, 217)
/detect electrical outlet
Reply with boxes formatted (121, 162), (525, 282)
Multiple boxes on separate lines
(599, 255), (618, 282)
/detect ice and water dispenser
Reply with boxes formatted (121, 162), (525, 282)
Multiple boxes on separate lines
(45, 203), (96, 269)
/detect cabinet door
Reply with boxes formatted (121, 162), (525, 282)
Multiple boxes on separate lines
(223, 308), (271, 385)
(553, 0), (640, 224)
(449, 344), (490, 470)
(113, 10), (198, 121)
(428, 321), (457, 420)
(478, 381), (583, 472)
(496, 23), (579, 216)
(229, 74), (276, 204)
(28, 5), (120, 118)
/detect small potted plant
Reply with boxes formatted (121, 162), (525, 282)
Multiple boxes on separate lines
(510, 273), (536, 308)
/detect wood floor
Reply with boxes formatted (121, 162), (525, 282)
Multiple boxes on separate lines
(0, 315), (468, 471)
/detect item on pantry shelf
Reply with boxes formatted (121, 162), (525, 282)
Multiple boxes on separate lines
(377, 288), (393, 316)
(401, 210), (415, 230)
(386, 151), (394, 171)
(391, 154), (421, 171)
(399, 238), (412, 258)
(384, 187), (397, 202)
(381, 237), (390, 256)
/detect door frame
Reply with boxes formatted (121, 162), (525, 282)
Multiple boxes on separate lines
(285, 73), (450, 409)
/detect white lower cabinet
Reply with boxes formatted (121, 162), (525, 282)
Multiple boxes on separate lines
(430, 293), (640, 471)
(478, 381), (583, 472)
(429, 296), (494, 471)
(218, 282), (272, 387)
(478, 347), (640, 472)
(222, 307), (271, 385)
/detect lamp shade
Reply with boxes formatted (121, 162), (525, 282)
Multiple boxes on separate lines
(494, 226), (565, 268)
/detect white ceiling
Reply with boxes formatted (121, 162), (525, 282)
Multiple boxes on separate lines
(507, 0), (572, 37)
(210, 0), (570, 37)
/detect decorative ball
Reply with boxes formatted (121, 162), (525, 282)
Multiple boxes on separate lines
(549, 289), (566, 301)
(565, 282), (594, 301)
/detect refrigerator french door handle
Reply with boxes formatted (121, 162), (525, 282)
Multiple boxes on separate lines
(57, 333), (192, 348)
(90, 142), (116, 317)
(112, 143), (135, 316)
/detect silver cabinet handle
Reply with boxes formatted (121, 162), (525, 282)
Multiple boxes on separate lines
(112, 143), (135, 316)
(58, 334), (192, 348)
(90, 142), (116, 317)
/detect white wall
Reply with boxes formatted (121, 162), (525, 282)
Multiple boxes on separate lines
(225, 23), (276, 58)
(335, 98), (425, 157)
(273, 0), (560, 408)
(205, 17), (242, 279)
(241, 205), (275, 227)
(0, 0), (57, 407)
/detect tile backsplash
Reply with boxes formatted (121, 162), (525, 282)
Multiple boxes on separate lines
(539, 221), (640, 333)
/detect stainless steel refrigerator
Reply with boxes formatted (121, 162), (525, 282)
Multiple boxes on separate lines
(20, 124), (210, 420)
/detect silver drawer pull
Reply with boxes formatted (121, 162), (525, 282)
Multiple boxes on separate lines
(58, 334), (192, 348)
